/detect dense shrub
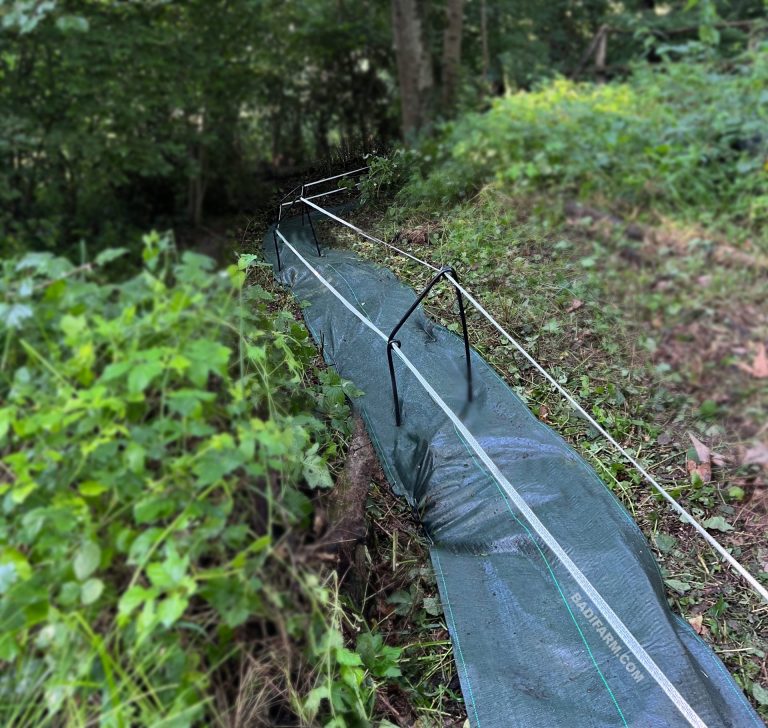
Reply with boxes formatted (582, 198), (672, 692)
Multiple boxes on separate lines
(0, 237), (384, 725)
(403, 53), (768, 230)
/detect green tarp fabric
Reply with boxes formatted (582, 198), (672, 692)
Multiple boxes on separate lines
(265, 214), (763, 728)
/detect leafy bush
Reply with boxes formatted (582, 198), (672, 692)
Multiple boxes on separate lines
(402, 53), (768, 230)
(359, 152), (411, 205)
(0, 235), (386, 726)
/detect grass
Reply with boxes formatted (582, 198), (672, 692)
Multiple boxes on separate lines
(312, 183), (768, 721)
(362, 481), (465, 726)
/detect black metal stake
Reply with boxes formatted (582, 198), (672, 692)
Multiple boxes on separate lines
(387, 266), (473, 426)
(306, 207), (322, 257)
(386, 339), (402, 424)
(273, 228), (282, 271)
(450, 268), (473, 405)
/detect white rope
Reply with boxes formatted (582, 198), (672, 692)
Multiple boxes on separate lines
(281, 184), (362, 207)
(298, 198), (768, 606)
(301, 197), (440, 271)
(304, 184), (361, 201)
(303, 165), (369, 188)
(443, 272), (768, 605)
(273, 226), (707, 728)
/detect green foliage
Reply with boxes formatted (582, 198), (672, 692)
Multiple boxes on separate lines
(0, 235), (396, 726)
(2, 0), (763, 254)
(0, 0), (396, 252)
(356, 632), (402, 679)
(401, 53), (768, 231)
(451, 0), (764, 96)
(359, 152), (410, 204)
(463, 0), (617, 87)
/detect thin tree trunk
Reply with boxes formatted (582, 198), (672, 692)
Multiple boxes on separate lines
(187, 108), (207, 226)
(441, 0), (463, 111)
(187, 144), (206, 227)
(391, 0), (434, 140)
(572, 24), (607, 79)
(595, 29), (607, 82)
(480, 0), (489, 80)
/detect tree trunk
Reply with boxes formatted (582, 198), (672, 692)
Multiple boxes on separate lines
(187, 109), (207, 226)
(391, 0), (434, 140)
(480, 0), (489, 80)
(441, 0), (463, 111)
(187, 143), (206, 227)
(595, 28), (607, 82)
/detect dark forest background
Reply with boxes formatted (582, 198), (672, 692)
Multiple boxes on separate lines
(2, 0), (765, 254)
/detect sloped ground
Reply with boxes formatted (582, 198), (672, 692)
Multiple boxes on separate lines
(316, 189), (768, 722)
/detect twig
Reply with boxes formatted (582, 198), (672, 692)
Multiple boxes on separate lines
(32, 262), (94, 291)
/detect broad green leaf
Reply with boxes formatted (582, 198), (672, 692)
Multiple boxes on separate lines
(15, 252), (54, 273)
(147, 562), (174, 590)
(95, 247), (128, 265)
(0, 407), (13, 441)
(167, 389), (215, 418)
(184, 340), (231, 386)
(74, 542), (101, 581)
(193, 447), (244, 486)
(727, 486), (745, 501)
(335, 647), (363, 667)
(1, 547), (32, 581)
(101, 361), (132, 381)
(124, 442), (146, 474)
(753, 682), (768, 706)
(147, 549), (189, 590)
(55, 15), (90, 32)
(134, 496), (176, 524)
(422, 595), (443, 616)
(78, 481), (108, 497)
(60, 315), (86, 340)
(302, 450), (334, 489)
(664, 578), (691, 594)
(653, 533), (677, 554)
(118, 586), (157, 620)
(163, 547), (189, 584)
(2, 303), (33, 329)
(158, 594), (188, 627)
(11, 479), (37, 504)
(128, 361), (164, 394)
(0, 634), (19, 662)
(304, 686), (330, 714)
(81, 578), (104, 605)
(59, 581), (81, 606)
(127, 528), (163, 565)
(237, 254), (259, 270)
(701, 516), (734, 533)
(0, 563), (17, 594)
